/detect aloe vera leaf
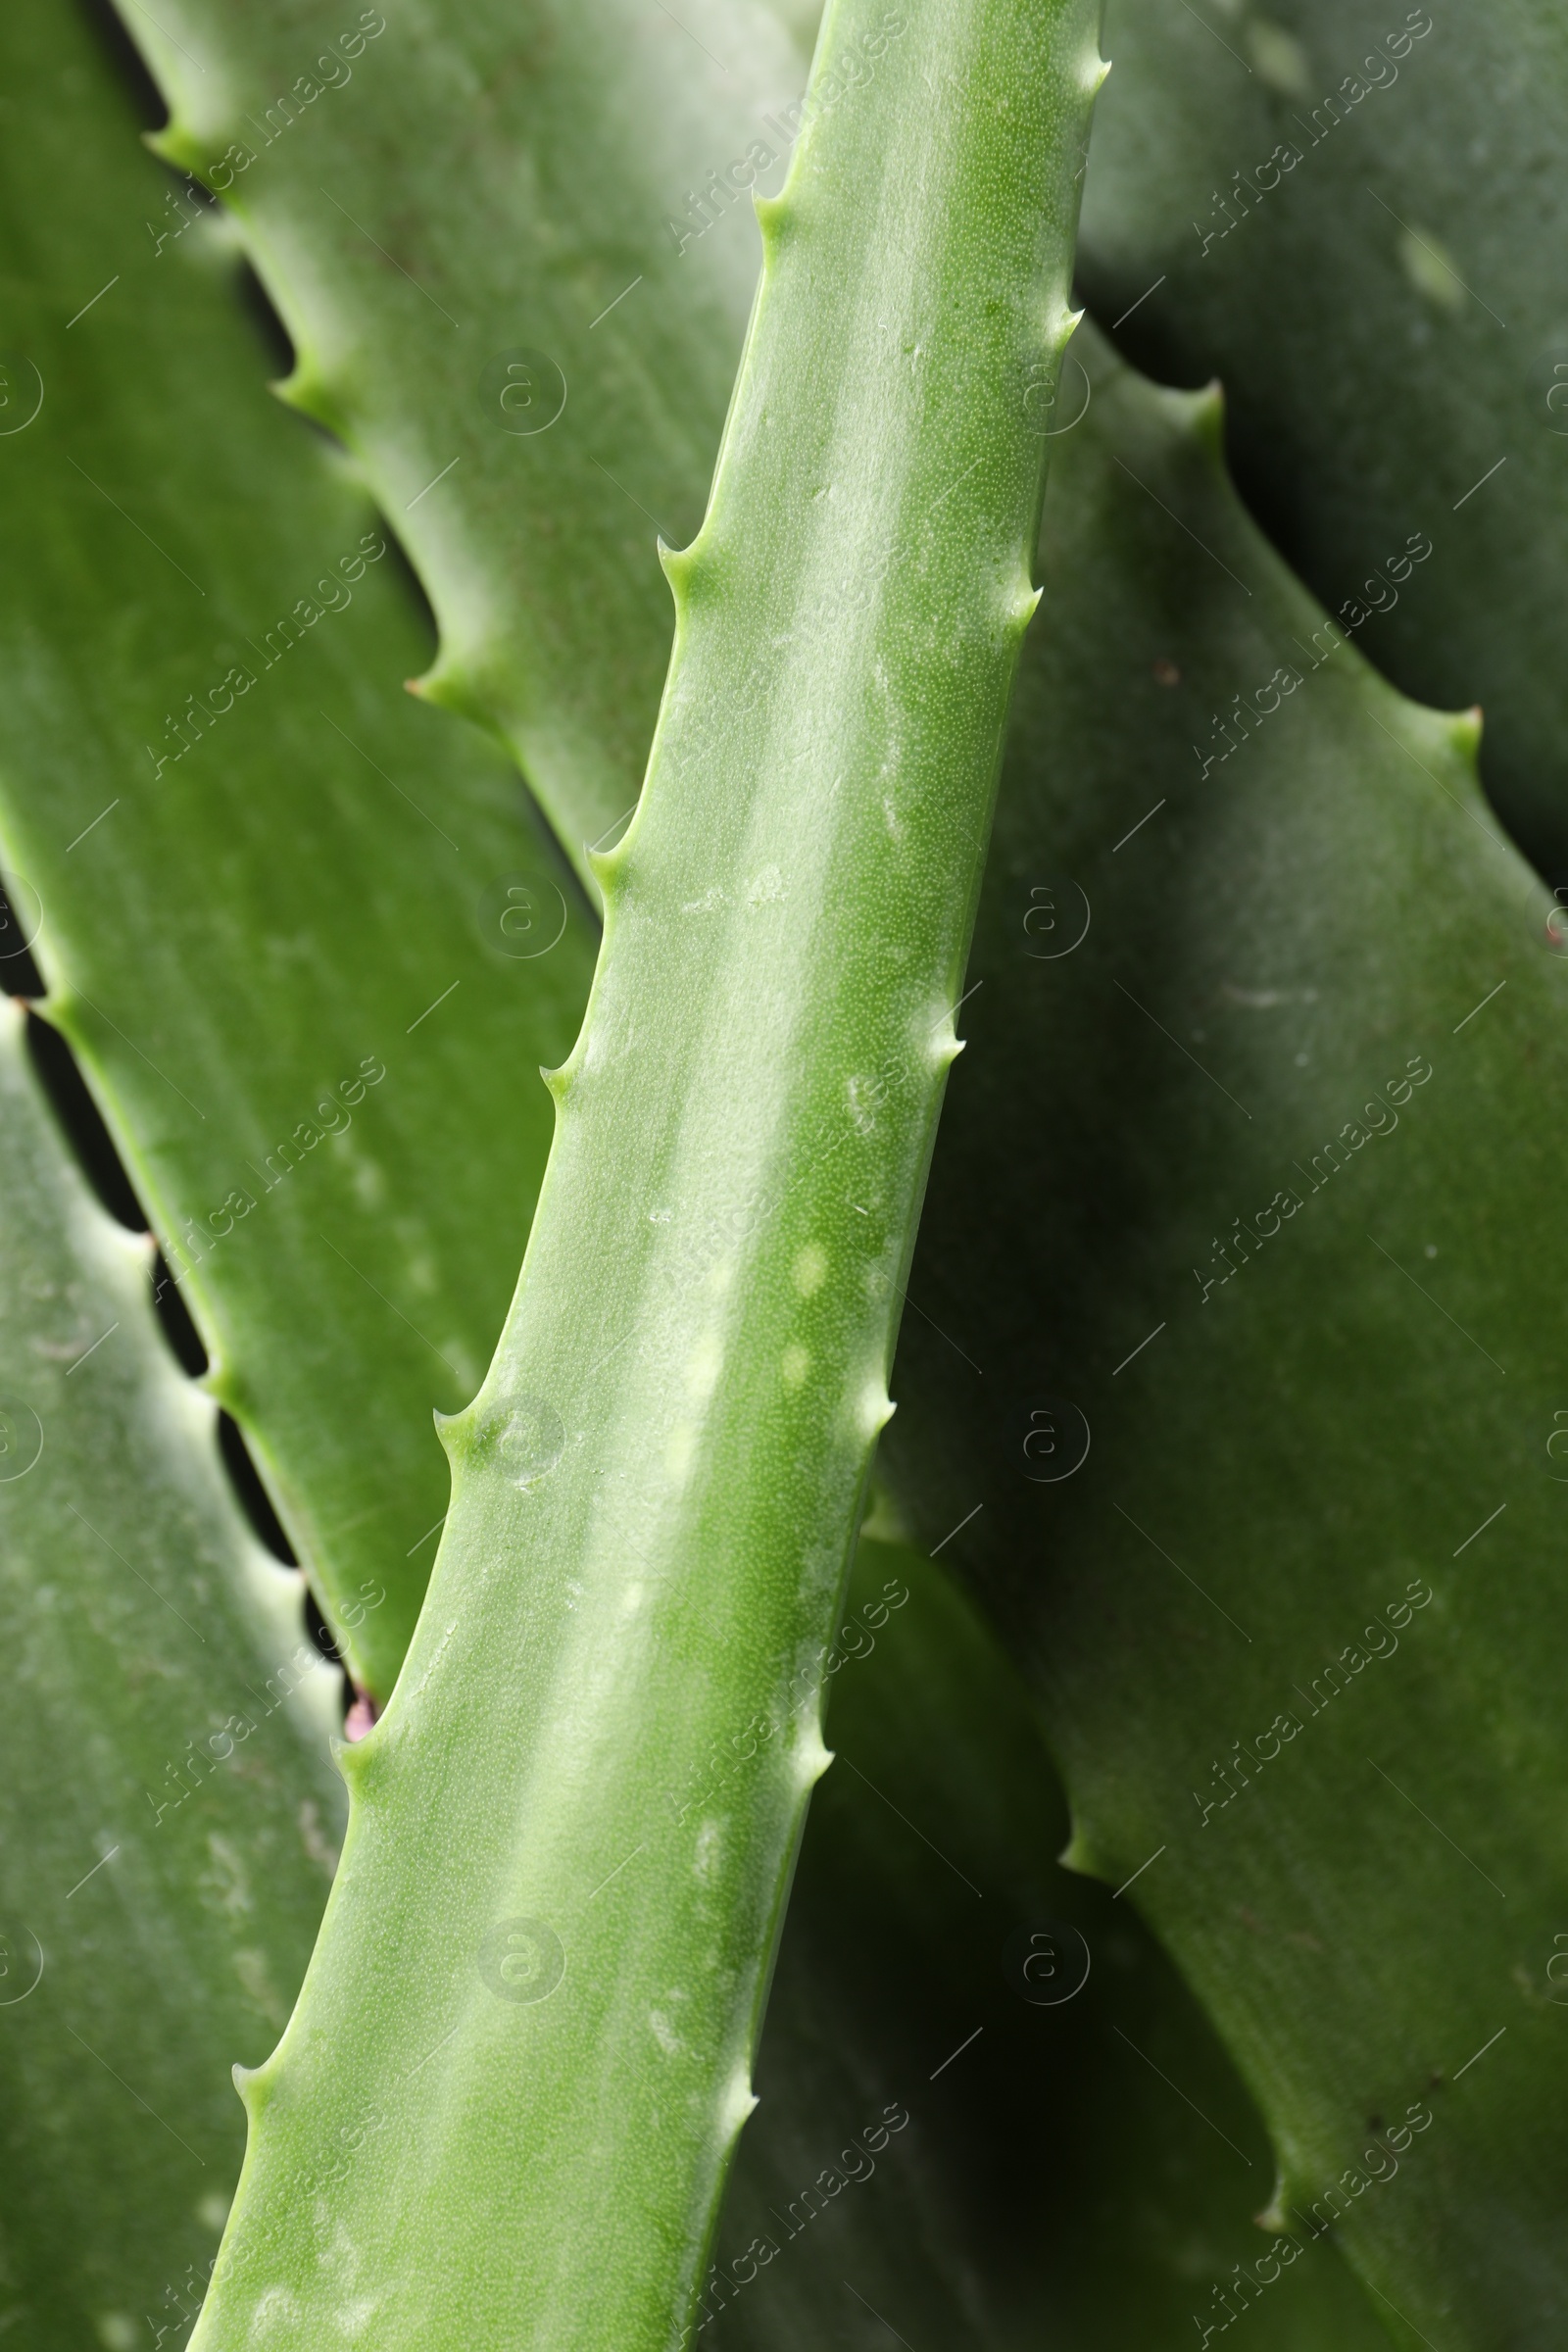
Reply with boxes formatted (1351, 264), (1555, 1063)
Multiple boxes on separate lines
(67, 0), (1386, 2328)
(0, 1000), (344, 2349)
(1076, 0), (1568, 878)
(117, 0), (811, 877)
(99, 0), (1384, 2326)
(185, 7), (1105, 2342)
(882, 323), (1568, 2347)
(55, 19), (1357, 2334)
(0, 0), (595, 1698)
(714, 1531), (1390, 2351)
(0, 11), (1115, 2346)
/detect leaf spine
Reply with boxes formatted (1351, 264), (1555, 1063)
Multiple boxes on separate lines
(753, 191), (791, 249)
(585, 841), (627, 897)
(1056, 1824), (1112, 1883)
(1448, 704), (1485, 760)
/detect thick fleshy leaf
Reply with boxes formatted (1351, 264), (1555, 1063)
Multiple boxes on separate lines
(0, 999), (342, 2348)
(182, 7), (1106, 2342)
(885, 325), (1568, 2348)
(83, 3), (1408, 2343)
(123, 0), (811, 876)
(0, 0), (595, 1697)
(1077, 0), (1568, 877)
(714, 1531), (1389, 2352)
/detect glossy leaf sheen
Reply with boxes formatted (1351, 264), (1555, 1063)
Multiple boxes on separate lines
(0, 10), (1111, 2343)
(0, 1002), (343, 2346)
(712, 1533), (1389, 2351)
(189, 6), (1103, 2343)
(128, 0), (811, 877)
(886, 328), (1568, 2348)
(1079, 0), (1568, 876)
(0, 0), (595, 1696)
(93, 0), (1392, 2337)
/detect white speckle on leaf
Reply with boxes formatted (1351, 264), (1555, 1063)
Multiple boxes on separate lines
(1247, 19), (1310, 95)
(847, 1073), (884, 1133)
(792, 1241), (827, 1297)
(695, 1819), (723, 1884)
(685, 1331), (722, 1401)
(251, 2282), (302, 2334)
(203, 1832), (254, 1921)
(232, 1946), (288, 2031)
(297, 1798), (340, 1879)
(1397, 224), (1466, 312)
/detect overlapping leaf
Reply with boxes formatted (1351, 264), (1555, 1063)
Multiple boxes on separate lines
(0, 1000), (342, 2347)
(714, 1532), (1388, 2351)
(180, 7), (1109, 2339)
(886, 326), (1568, 2347)
(18, 0), (1558, 2343)
(0, 4), (1332, 2342)
(1078, 0), (1568, 877)
(0, 0), (595, 1697)
(124, 0), (812, 873)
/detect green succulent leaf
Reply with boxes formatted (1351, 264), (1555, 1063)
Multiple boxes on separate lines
(122, 0), (813, 877)
(1078, 0), (1568, 876)
(32, 1), (1388, 2338)
(714, 1530), (1390, 2351)
(183, 6), (1105, 2342)
(0, 999), (343, 2349)
(0, 0), (596, 1698)
(13, 0), (1549, 2337)
(0, 10), (1119, 2342)
(885, 324), (1568, 2349)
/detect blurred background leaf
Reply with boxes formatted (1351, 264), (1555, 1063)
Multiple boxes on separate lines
(887, 326), (1568, 2349)
(1079, 0), (1568, 880)
(0, 0), (596, 1695)
(0, 997), (342, 2348)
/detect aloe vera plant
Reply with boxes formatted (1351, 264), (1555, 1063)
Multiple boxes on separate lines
(6, 0), (1568, 2340)
(8, 7), (1292, 2342)
(161, 6), (1105, 2340)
